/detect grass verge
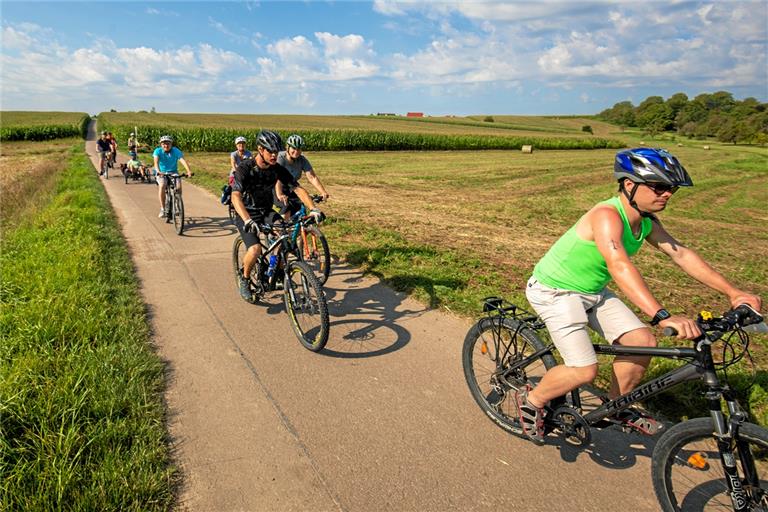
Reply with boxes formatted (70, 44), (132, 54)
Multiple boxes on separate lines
(0, 147), (175, 510)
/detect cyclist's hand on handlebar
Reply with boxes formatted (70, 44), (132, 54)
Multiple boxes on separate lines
(243, 218), (259, 233)
(659, 316), (701, 339)
(728, 291), (762, 312)
(309, 209), (325, 224)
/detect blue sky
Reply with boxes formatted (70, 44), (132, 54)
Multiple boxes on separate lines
(2, 1), (767, 116)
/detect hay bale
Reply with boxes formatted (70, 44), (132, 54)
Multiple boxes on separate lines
(703, 145), (710, 150)
(639, 141), (646, 145)
(521, 145), (533, 153)
(677, 143), (683, 147)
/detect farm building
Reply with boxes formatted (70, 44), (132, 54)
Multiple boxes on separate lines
(406, 112), (424, 117)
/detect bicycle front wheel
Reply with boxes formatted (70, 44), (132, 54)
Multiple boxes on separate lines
(298, 226), (331, 285)
(652, 417), (768, 511)
(283, 261), (329, 352)
(173, 193), (185, 235)
(462, 317), (556, 435)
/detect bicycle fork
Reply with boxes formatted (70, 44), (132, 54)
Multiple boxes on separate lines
(709, 392), (756, 511)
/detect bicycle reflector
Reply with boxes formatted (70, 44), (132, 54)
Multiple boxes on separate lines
(686, 451), (709, 470)
(481, 341), (488, 355)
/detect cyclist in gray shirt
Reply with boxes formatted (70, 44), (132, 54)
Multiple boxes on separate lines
(275, 134), (329, 219)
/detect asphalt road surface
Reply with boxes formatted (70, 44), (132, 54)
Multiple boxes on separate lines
(85, 124), (660, 511)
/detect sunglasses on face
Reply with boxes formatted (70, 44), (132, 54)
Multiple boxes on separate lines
(644, 183), (679, 195)
(260, 147), (278, 156)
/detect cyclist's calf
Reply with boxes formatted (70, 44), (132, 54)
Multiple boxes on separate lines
(611, 327), (656, 398)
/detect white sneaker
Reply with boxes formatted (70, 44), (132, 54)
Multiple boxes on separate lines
(158, 208), (165, 218)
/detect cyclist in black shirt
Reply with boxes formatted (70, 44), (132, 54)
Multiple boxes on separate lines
(232, 130), (324, 302)
(96, 131), (112, 176)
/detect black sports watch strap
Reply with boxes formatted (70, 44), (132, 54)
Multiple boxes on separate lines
(650, 308), (671, 326)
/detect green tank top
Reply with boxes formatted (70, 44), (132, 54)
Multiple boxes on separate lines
(533, 196), (652, 293)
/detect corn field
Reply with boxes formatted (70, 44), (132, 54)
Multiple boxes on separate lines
(0, 113), (90, 141)
(102, 122), (625, 152)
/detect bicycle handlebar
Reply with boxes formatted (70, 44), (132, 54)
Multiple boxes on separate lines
(662, 304), (765, 338)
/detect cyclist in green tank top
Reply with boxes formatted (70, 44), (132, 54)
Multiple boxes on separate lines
(517, 148), (762, 443)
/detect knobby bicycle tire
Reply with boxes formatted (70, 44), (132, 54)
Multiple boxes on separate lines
(298, 225), (331, 285)
(173, 192), (185, 235)
(283, 261), (329, 352)
(462, 317), (556, 435)
(652, 417), (768, 511)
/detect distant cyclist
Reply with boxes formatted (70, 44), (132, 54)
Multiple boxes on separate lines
(153, 135), (192, 217)
(220, 135), (252, 205)
(107, 132), (118, 163)
(127, 132), (137, 154)
(519, 147), (762, 443)
(275, 134), (330, 220)
(231, 130), (324, 302)
(96, 131), (112, 176)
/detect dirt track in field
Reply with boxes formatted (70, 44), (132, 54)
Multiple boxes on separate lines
(85, 121), (661, 511)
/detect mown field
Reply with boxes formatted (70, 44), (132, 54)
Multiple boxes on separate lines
(0, 140), (175, 509)
(99, 112), (625, 152)
(190, 133), (768, 425)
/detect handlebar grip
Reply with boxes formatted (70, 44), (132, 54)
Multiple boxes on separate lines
(662, 327), (677, 337)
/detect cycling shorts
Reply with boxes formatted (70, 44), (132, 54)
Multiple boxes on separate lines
(234, 209), (282, 250)
(525, 276), (647, 367)
(274, 191), (303, 216)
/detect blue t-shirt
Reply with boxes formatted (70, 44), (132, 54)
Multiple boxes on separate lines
(153, 146), (184, 173)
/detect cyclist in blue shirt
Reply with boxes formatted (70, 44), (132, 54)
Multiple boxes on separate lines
(153, 135), (192, 217)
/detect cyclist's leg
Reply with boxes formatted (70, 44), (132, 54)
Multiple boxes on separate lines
(589, 290), (654, 398)
(234, 212), (265, 278)
(524, 277), (599, 408)
(157, 175), (167, 213)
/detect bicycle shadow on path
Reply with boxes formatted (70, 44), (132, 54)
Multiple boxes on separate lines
(553, 426), (657, 470)
(177, 215), (237, 238)
(319, 264), (429, 358)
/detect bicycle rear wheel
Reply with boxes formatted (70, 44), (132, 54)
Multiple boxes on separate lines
(462, 317), (556, 435)
(652, 417), (768, 511)
(173, 193), (184, 235)
(298, 226), (331, 285)
(283, 261), (329, 352)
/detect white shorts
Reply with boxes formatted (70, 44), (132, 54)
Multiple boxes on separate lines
(525, 276), (647, 367)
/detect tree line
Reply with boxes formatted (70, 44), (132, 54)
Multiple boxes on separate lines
(597, 91), (768, 144)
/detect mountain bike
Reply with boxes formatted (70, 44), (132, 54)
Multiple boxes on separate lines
(232, 216), (330, 352)
(286, 195), (331, 285)
(158, 173), (190, 235)
(462, 297), (767, 511)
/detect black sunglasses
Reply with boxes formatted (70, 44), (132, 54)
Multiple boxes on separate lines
(644, 183), (679, 195)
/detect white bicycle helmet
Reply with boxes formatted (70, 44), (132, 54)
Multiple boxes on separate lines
(235, 136), (247, 145)
(159, 135), (173, 143)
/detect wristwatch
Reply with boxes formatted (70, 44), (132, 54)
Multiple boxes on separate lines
(650, 308), (671, 326)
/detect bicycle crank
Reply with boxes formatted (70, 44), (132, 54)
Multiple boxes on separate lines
(550, 406), (592, 447)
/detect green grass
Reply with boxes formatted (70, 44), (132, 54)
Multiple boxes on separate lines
(0, 146), (175, 510)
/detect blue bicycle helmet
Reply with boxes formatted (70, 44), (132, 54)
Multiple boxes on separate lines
(614, 148), (693, 187)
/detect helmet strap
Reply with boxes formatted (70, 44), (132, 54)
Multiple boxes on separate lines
(620, 181), (656, 220)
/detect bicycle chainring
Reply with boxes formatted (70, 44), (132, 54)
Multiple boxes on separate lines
(550, 406), (592, 447)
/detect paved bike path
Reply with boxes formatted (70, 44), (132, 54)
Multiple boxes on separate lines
(85, 123), (659, 511)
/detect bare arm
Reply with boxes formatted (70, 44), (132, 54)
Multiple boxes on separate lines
(592, 207), (663, 317)
(178, 157), (192, 177)
(291, 184), (316, 212)
(647, 221), (762, 310)
(304, 170), (329, 199)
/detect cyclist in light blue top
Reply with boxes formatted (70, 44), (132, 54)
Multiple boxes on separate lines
(153, 135), (192, 217)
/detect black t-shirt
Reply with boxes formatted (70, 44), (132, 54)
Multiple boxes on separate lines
(232, 158), (298, 211)
(96, 139), (112, 152)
